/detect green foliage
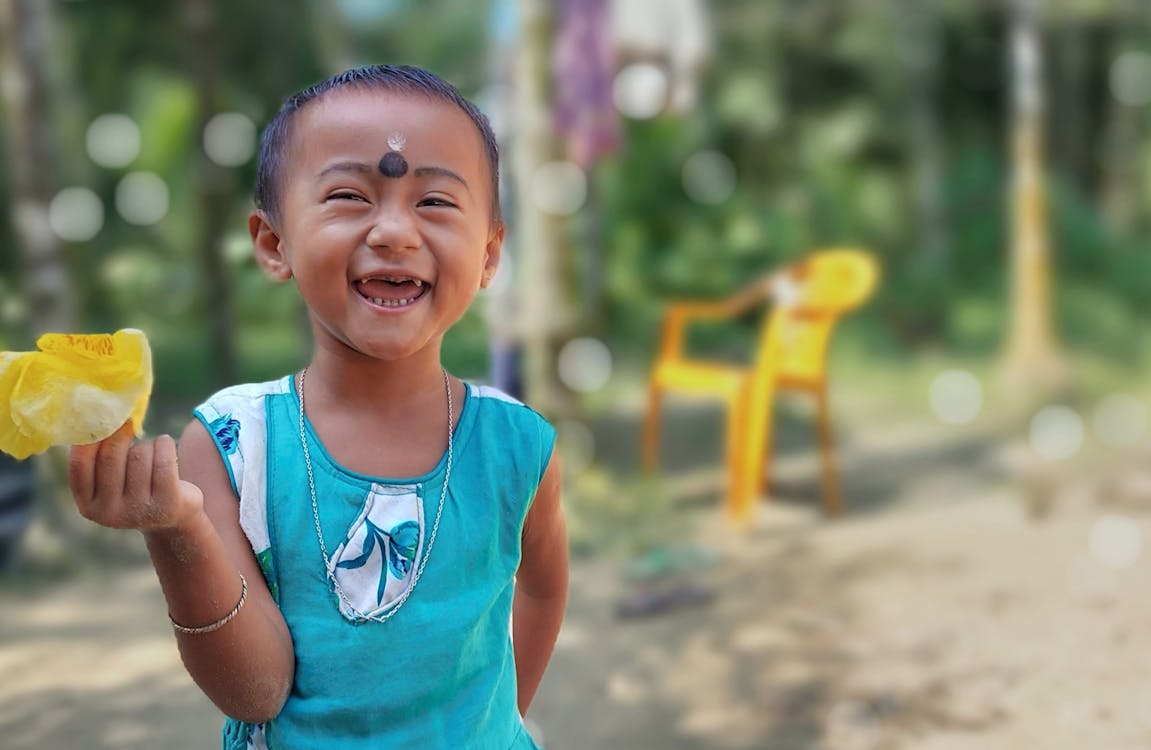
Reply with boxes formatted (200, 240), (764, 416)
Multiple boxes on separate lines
(3, 0), (1151, 407)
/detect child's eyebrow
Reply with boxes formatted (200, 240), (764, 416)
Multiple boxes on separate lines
(413, 166), (470, 192)
(317, 161), (374, 179)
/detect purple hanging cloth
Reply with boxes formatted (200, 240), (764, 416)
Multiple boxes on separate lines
(552, 0), (620, 168)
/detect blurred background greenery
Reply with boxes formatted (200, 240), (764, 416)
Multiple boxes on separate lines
(2, 0), (1151, 562)
(5, 0), (1150, 399)
(2, 0), (1151, 555)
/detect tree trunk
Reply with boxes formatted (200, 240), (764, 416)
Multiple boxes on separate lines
(185, 0), (238, 388)
(904, 0), (947, 275)
(1003, 0), (1063, 388)
(1049, 18), (1090, 190)
(1097, 1), (1145, 235)
(0, 0), (74, 339)
(513, 0), (568, 415)
(0, 0), (115, 560)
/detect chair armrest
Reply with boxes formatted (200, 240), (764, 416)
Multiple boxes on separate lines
(658, 281), (772, 361)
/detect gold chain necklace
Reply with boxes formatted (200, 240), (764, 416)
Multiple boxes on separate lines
(295, 367), (453, 623)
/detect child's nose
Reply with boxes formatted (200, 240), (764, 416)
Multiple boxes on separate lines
(365, 203), (420, 252)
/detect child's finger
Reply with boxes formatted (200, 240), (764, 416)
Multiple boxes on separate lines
(68, 442), (100, 509)
(91, 422), (135, 506)
(123, 439), (155, 509)
(150, 434), (180, 504)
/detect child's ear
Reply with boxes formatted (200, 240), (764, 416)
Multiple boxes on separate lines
(249, 210), (293, 281)
(480, 222), (505, 289)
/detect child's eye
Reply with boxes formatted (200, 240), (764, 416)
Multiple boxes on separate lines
(328, 191), (367, 202)
(418, 197), (457, 209)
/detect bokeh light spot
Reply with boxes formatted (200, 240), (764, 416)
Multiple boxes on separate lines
(115, 172), (170, 226)
(101, 251), (145, 288)
(203, 112), (257, 167)
(928, 369), (983, 425)
(1089, 514), (1142, 570)
(557, 337), (612, 393)
(1029, 405), (1084, 461)
(49, 187), (104, 242)
(612, 62), (668, 119)
(1, 295), (27, 325)
(223, 233), (253, 265)
(531, 161), (587, 216)
(682, 150), (736, 205)
(1092, 392), (1147, 447)
(1110, 51), (1151, 107)
(86, 113), (141, 168)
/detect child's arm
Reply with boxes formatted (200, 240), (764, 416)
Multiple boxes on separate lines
(512, 453), (568, 716)
(68, 420), (295, 722)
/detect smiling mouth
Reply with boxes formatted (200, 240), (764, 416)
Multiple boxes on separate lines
(354, 277), (430, 308)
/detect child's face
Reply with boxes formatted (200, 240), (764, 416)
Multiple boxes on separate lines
(254, 88), (502, 364)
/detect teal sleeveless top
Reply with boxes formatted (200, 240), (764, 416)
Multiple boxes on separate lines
(194, 376), (554, 750)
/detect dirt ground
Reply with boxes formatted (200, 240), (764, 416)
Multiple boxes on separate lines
(4, 401), (1151, 749)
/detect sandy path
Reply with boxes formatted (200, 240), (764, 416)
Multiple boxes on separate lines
(0, 563), (221, 749)
(5, 401), (1151, 749)
(6, 489), (1149, 749)
(531, 489), (1151, 749)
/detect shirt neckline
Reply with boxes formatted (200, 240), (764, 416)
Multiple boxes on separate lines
(283, 374), (473, 485)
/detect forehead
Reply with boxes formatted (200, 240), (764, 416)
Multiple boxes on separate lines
(285, 88), (488, 183)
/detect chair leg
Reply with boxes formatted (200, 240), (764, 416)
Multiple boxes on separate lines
(642, 382), (663, 473)
(726, 392), (754, 523)
(815, 385), (844, 516)
(735, 383), (773, 522)
(749, 389), (773, 503)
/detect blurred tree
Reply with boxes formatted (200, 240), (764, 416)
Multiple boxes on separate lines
(0, 0), (74, 339)
(903, 0), (948, 275)
(514, 0), (569, 415)
(2, 0), (1150, 407)
(1003, 0), (1063, 385)
(1047, 8), (1094, 191)
(0, 0), (85, 553)
(1097, 0), (1148, 234)
(186, 0), (238, 388)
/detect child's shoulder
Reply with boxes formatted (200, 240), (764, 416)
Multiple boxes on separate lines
(464, 381), (555, 447)
(465, 382), (550, 424)
(191, 377), (292, 497)
(467, 382), (527, 406)
(196, 376), (292, 416)
(464, 382), (556, 486)
(203, 377), (293, 403)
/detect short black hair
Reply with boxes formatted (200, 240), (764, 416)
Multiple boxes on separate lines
(254, 64), (502, 224)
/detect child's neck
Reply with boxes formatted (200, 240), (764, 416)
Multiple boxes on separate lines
(298, 348), (456, 478)
(304, 348), (446, 417)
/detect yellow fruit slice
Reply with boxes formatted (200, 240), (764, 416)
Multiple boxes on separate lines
(0, 328), (153, 459)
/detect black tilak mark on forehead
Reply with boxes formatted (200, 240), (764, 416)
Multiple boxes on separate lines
(378, 152), (409, 179)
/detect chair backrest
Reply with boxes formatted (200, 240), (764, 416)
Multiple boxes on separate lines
(753, 248), (879, 385)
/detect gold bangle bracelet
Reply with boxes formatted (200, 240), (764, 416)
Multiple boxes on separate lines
(169, 573), (247, 635)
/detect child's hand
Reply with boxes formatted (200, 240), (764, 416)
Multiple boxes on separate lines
(68, 422), (204, 534)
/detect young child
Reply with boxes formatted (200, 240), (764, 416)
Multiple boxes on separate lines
(67, 64), (568, 749)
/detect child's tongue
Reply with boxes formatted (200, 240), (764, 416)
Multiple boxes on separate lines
(358, 279), (423, 301)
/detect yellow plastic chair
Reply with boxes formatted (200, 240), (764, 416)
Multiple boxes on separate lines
(642, 248), (879, 523)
